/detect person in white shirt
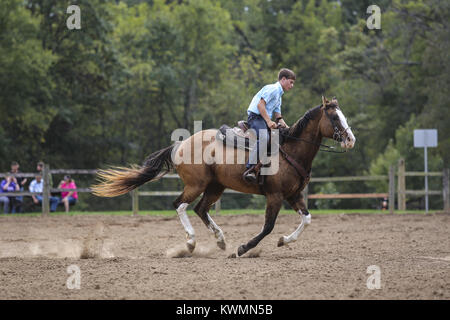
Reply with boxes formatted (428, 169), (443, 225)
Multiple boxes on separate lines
(29, 174), (59, 212)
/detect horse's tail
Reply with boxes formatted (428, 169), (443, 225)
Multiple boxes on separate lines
(91, 144), (175, 197)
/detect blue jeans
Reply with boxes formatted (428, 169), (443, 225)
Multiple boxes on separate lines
(61, 196), (77, 205)
(246, 111), (270, 169)
(13, 187), (24, 213)
(36, 195), (59, 212)
(0, 196), (9, 214)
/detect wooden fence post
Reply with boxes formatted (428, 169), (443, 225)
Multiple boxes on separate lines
(389, 165), (395, 214)
(443, 168), (450, 212)
(132, 189), (139, 216)
(215, 198), (221, 215)
(397, 158), (406, 211)
(42, 163), (50, 216)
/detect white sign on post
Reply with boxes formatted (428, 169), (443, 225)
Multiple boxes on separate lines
(414, 129), (438, 148)
(413, 129), (438, 213)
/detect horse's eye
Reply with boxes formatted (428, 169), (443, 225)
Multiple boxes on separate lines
(333, 115), (339, 121)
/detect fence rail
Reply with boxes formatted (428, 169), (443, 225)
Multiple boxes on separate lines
(1, 163), (449, 215)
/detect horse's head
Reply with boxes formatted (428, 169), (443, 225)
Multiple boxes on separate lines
(319, 96), (356, 149)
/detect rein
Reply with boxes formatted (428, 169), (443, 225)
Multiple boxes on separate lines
(279, 131), (348, 154)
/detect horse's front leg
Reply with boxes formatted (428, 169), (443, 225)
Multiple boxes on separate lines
(278, 190), (311, 247)
(236, 193), (283, 257)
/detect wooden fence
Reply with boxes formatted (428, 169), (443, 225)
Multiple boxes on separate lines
(1, 163), (449, 216)
(131, 164), (449, 215)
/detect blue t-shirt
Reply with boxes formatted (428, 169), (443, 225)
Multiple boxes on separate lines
(1, 180), (17, 192)
(247, 81), (284, 119)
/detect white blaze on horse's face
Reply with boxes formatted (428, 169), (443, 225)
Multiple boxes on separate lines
(336, 109), (356, 149)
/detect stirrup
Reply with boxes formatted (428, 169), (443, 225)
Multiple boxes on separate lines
(243, 167), (257, 184)
(243, 162), (262, 184)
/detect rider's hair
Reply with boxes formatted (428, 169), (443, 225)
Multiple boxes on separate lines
(278, 68), (296, 81)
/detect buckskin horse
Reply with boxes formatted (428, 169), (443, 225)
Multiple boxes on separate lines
(92, 97), (356, 257)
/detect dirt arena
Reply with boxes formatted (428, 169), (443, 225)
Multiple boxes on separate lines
(0, 212), (449, 299)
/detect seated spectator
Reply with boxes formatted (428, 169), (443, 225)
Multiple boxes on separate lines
(0, 178), (10, 214)
(58, 175), (78, 213)
(29, 174), (59, 212)
(10, 161), (27, 213)
(1, 174), (20, 213)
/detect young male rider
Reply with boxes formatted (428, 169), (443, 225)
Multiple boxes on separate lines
(243, 68), (296, 183)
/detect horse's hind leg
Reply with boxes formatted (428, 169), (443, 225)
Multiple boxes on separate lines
(173, 185), (204, 253)
(193, 183), (226, 250)
(236, 193), (282, 257)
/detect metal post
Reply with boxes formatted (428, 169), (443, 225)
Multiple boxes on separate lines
(424, 147), (429, 213)
(389, 165), (395, 214)
(397, 158), (406, 211)
(42, 164), (50, 216)
(132, 189), (139, 216)
(443, 168), (449, 212)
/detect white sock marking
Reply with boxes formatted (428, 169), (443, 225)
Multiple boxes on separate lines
(283, 210), (311, 245)
(207, 214), (224, 242)
(176, 203), (195, 241)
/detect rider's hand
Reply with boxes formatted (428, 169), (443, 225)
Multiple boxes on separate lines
(267, 120), (277, 129)
(278, 120), (289, 129)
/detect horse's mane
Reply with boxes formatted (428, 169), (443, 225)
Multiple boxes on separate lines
(287, 105), (322, 138)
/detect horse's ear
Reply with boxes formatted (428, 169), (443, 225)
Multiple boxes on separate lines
(322, 95), (327, 107)
(332, 96), (338, 104)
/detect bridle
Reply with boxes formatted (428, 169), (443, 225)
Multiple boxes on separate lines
(279, 104), (350, 153)
(323, 105), (352, 145)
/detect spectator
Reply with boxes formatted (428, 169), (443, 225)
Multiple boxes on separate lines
(58, 175), (78, 213)
(10, 161), (27, 213)
(36, 161), (44, 173)
(29, 174), (59, 212)
(0, 177), (10, 214)
(1, 173), (20, 213)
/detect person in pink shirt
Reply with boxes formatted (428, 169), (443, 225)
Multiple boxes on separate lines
(58, 175), (78, 213)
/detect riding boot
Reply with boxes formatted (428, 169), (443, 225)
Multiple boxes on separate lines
(243, 162), (263, 184)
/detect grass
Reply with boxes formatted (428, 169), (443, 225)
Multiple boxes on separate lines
(0, 209), (434, 217)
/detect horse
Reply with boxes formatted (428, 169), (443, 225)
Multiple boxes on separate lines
(91, 96), (356, 257)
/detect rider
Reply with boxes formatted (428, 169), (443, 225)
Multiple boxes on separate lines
(243, 68), (295, 183)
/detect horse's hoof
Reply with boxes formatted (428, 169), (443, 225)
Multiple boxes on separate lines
(227, 253), (237, 259)
(217, 240), (226, 251)
(186, 239), (196, 253)
(277, 237), (285, 247)
(237, 244), (246, 257)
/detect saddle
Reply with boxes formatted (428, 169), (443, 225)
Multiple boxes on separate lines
(216, 121), (255, 151)
(217, 120), (285, 154)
